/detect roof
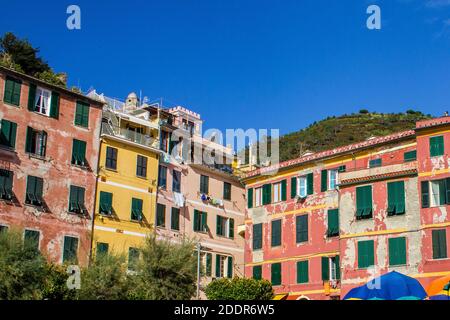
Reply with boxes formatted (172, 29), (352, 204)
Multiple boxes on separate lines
(242, 130), (416, 180)
(0, 66), (103, 107)
(416, 116), (450, 131)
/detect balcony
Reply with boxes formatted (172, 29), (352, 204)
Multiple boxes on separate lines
(101, 123), (160, 150)
(339, 160), (418, 186)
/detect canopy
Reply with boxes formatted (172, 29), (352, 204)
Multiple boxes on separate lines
(343, 271), (427, 300)
(426, 274), (450, 300)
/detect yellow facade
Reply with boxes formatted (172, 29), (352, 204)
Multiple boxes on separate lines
(92, 133), (160, 258)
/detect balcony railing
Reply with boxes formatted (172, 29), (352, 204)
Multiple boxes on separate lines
(101, 123), (159, 149)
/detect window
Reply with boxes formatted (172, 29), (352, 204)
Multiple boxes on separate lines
(171, 207), (180, 230)
(272, 180), (286, 203)
(74, 101), (90, 128)
(356, 185), (373, 220)
(28, 85), (59, 118)
(128, 247), (140, 271)
(172, 170), (181, 192)
(200, 175), (209, 194)
(295, 173), (314, 198)
(247, 188), (253, 208)
(156, 203), (165, 227)
(262, 184), (272, 205)
(25, 127), (47, 157)
(387, 181), (405, 216)
(34, 87), (51, 115)
(328, 169), (338, 190)
(430, 136), (444, 157)
(253, 223), (263, 250)
(389, 237), (406, 266)
(99, 191), (113, 215)
(25, 176), (44, 206)
(24, 229), (40, 250)
(369, 159), (382, 168)
(271, 219), (282, 247)
(255, 187), (263, 207)
(63, 236), (78, 263)
(430, 180), (447, 207)
(96, 242), (109, 257)
(158, 166), (167, 189)
(136, 155), (147, 178)
(432, 229), (447, 259)
(296, 215), (308, 243)
(322, 256), (340, 281)
(69, 185), (86, 214)
(71, 139), (87, 166)
(227, 256), (233, 278)
(253, 265), (262, 280)
(327, 209), (339, 237)
(193, 210), (207, 232)
(358, 240), (375, 269)
(271, 263), (281, 286)
(404, 150), (417, 162)
(105, 147), (117, 170)
(215, 254), (228, 278)
(4, 76), (21, 106)
(297, 260), (309, 284)
(298, 176), (307, 197)
(131, 198), (143, 221)
(0, 169), (13, 200)
(223, 182), (231, 201)
(0, 225), (8, 233)
(216, 215), (234, 238)
(0, 119), (17, 149)
(205, 253), (212, 277)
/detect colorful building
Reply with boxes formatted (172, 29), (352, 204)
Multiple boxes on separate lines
(0, 66), (103, 266)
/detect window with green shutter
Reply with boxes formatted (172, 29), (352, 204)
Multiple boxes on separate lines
(389, 237), (407, 266)
(223, 182), (231, 201)
(253, 223), (263, 250)
(171, 207), (180, 230)
(321, 170), (328, 192)
(430, 136), (444, 157)
(200, 175), (209, 194)
(71, 139), (87, 166)
(49, 91), (60, 119)
(369, 159), (382, 168)
(69, 185), (86, 214)
(333, 256), (341, 280)
(297, 260), (309, 284)
(193, 210), (207, 232)
(0, 169), (13, 200)
(25, 175), (44, 206)
(24, 229), (40, 250)
(217, 215), (225, 236)
(156, 203), (165, 227)
(96, 242), (109, 257)
(105, 147), (118, 170)
(358, 240), (375, 269)
(404, 150), (417, 162)
(227, 256), (233, 278)
(387, 181), (405, 216)
(229, 218), (234, 239)
(215, 254), (222, 278)
(421, 181), (430, 208)
(136, 155), (147, 178)
(307, 173), (314, 195)
(131, 198), (143, 221)
(205, 253), (212, 276)
(247, 188), (253, 209)
(356, 185), (373, 220)
(271, 263), (281, 286)
(432, 229), (448, 259)
(296, 215), (308, 243)
(281, 180), (287, 201)
(271, 219), (281, 247)
(25, 127), (47, 157)
(99, 191), (113, 215)
(74, 101), (90, 127)
(291, 177), (297, 199)
(253, 265), (262, 280)
(327, 209), (339, 237)
(128, 247), (140, 271)
(321, 257), (329, 281)
(4, 76), (21, 106)
(338, 165), (346, 173)
(63, 236), (78, 263)
(0, 119), (17, 149)
(262, 184), (272, 205)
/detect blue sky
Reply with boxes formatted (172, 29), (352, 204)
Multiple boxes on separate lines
(1, 0), (450, 136)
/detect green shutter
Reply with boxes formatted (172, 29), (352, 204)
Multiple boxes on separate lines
(216, 215), (223, 236)
(358, 240), (374, 268)
(296, 215), (308, 243)
(253, 265), (262, 280)
(0, 119), (17, 149)
(156, 204), (165, 226)
(263, 184), (272, 205)
(4, 77), (14, 104)
(297, 260), (309, 284)
(72, 139), (87, 166)
(171, 208), (180, 230)
(227, 256), (233, 278)
(338, 165), (346, 173)
(25, 127), (33, 153)
(321, 257), (329, 281)
(201, 211), (207, 231)
(193, 210), (199, 231)
(206, 253), (212, 276)
(253, 223), (262, 250)
(307, 173), (313, 195)
(215, 254), (221, 277)
(389, 237), (406, 266)
(271, 263), (281, 286)
(63, 236), (78, 263)
(12, 79), (21, 106)
(327, 209), (339, 237)
(99, 191), (112, 214)
(271, 219), (281, 247)
(28, 83), (36, 111)
(321, 170), (328, 192)
(24, 230), (40, 250)
(247, 188), (253, 209)
(229, 218), (234, 239)
(404, 150), (417, 162)
(131, 198), (143, 221)
(430, 136), (444, 157)
(421, 181), (430, 208)
(387, 181), (405, 216)
(50, 92), (60, 119)
(291, 177), (297, 199)
(356, 186), (372, 219)
(334, 256), (341, 280)
(281, 179), (287, 201)
(75, 101), (89, 127)
(432, 229), (448, 259)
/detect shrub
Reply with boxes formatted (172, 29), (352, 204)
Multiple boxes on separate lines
(205, 277), (274, 300)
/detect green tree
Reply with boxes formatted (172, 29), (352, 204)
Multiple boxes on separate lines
(128, 235), (198, 300)
(205, 277), (274, 300)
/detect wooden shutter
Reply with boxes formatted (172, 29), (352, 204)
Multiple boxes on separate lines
(25, 127), (33, 153)
(4, 78), (14, 104)
(247, 188), (253, 209)
(430, 136), (444, 157)
(229, 218), (234, 239)
(281, 180), (287, 201)
(216, 215), (223, 236)
(50, 92), (60, 119)
(227, 256), (233, 278)
(193, 210), (199, 231)
(253, 223), (262, 250)
(263, 184), (272, 205)
(307, 173), (313, 195)
(291, 177), (297, 199)
(271, 219), (281, 247)
(321, 170), (328, 192)
(334, 256), (341, 280)
(201, 211), (207, 231)
(28, 84), (36, 111)
(206, 253), (212, 276)
(271, 263), (281, 285)
(327, 209), (339, 237)
(297, 260), (309, 284)
(11, 79), (21, 106)
(215, 254), (221, 277)
(253, 265), (262, 280)
(321, 257), (329, 281)
(421, 181), (430, 208)
(296, 215), (308, 243)
(389, 237), (406, 266)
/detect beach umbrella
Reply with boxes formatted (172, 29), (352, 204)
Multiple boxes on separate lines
(426, 274), (450, 300)
(343, 271), (427, 300)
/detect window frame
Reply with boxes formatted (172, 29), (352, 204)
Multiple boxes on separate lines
(105, 146), (118, 170)
(172, 170), (181, 193)
(158, 165), (167, 189)
(34, 86), (52, 116)
(136, 155), (147, 178)
(328, 169), (338, 190)
(223, 182), (232, 201)
(156, 203), (166, 227)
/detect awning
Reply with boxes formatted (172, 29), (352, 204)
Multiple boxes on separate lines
(273, 294), (288, 300)
(286, 295), (300, 300)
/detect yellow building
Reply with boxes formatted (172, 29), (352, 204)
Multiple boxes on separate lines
(90, 92), (161, 267)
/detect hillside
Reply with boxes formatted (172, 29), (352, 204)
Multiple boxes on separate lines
(274, 110), (431, 162)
